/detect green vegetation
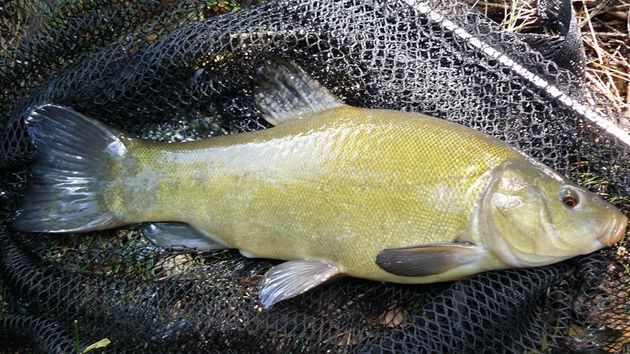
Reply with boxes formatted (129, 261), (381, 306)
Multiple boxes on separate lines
(74, 320), (111, 353)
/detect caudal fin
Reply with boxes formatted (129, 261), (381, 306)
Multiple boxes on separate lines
(13, 104), (126, 233)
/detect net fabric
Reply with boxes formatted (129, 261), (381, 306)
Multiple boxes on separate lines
(1, 0), (629, 352)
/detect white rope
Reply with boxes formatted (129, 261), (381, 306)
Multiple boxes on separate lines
(403, 0), (630, 147)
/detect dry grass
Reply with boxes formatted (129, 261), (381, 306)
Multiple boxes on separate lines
(466, 2), (630, 352)
(578, 1), (630, 119)
(468, 0), (630, 121)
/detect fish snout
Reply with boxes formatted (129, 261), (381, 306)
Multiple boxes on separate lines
(599, 214), (628, 247)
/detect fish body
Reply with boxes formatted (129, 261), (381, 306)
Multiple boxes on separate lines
(113, 107), (521, 282)
(14, 61), (627, 308)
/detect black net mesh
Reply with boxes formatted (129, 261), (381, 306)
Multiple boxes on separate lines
(1, 0), (629, 352)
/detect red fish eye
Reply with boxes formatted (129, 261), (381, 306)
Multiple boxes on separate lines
(560, 188), (580, 209)
(563, 196), (578, 208)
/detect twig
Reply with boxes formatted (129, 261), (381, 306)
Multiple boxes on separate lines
(579, 0), (613, 28)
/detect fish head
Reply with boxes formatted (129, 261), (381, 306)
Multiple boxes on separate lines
(483, 161), (627, 267)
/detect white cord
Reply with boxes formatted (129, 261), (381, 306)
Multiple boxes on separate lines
(403, 0), (630, 148)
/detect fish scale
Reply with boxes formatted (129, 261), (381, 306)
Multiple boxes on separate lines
(13, 61), (627, 309)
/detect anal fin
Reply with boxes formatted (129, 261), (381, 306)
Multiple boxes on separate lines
(376, 243), (481, 277)
(260, 260), (342, 309)
(141, 222), (229, 250)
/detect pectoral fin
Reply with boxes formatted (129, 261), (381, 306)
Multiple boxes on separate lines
(376, 243), (481, 277)
(141, 222), (229, 250)
(260, 260), (342, 309)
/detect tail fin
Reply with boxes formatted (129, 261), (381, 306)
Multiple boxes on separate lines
(13, 104), (126, 233)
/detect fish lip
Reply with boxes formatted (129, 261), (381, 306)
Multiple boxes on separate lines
(599, 215), (628, 247)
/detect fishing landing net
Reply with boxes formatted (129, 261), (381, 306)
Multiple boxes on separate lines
(1, 0), (629, 352)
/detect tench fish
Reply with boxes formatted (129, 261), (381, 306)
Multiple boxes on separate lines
(14, 61), (627, 309)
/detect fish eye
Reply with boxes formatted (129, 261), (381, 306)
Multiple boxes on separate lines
(560, 188), (579, 209)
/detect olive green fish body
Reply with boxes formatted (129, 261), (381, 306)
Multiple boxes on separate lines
(113, 106), (521, 283)
(14, 61), (627, 308)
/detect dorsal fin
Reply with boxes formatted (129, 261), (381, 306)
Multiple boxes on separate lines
(254, 60), (345, 126)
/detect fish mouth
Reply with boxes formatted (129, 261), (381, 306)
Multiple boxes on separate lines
(598, 214), (628, 247)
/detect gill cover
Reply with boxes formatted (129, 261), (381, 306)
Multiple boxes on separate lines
(483, 161), (626, 267)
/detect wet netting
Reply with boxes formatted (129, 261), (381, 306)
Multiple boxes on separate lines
(1, 0), (629, 352)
